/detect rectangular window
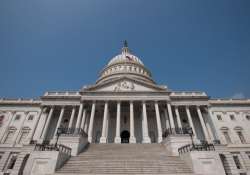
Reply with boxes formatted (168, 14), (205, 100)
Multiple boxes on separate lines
(6, 153), (18, 170)
(223, 132), (232, 144)
(246, 152), (250, 159)
(0, 152), (4, 160)
(4, 131), (15, 144)
(230, 115), (235, 120)
(237, 131), (246, 144)
(28, 115), (34, 120)
(0, 115), (4, 127)
(217, 115), (222, 120)
(14, 115), (21, 120)
(246, 115), (250, 120)
(18, 132), (29, 144)
(233, 155), (242, 169)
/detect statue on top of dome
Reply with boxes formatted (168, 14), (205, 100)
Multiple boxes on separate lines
(122, 40), (129, 54)
(123, 40), (128, 47)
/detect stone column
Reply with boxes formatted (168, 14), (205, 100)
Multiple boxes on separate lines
(54, 106), (65, 137)
(100, 101), (108, 143)
(142, 101), (151, 143)
(114, 101), (121, 143)
(175, 106), (183, 132)
(155, 101), (163, 143)
(41, 106), (54, 140)
(75, 103), (83, 129)
(106, 109), (110, 141)
(28, 107), (47, 142)
(68, 106), (76, 129)
(197, 106), (210, 142)
(164, 109), (170, 129)
(80, 109), (87, 130)
(88, 102), (96, 143)
(185, 106), (197, 138)
(84, 112), (89, 133)
(129, 101), (136, 143)
(167, 103), (175, 132)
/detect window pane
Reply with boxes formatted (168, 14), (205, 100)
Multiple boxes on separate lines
(237, 132), (246, 144)
(233, 155), (242, 169)
(4, 132), (15, 144)
(223, 132), (232, 144)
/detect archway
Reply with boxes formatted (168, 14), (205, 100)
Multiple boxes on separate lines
(120, 130), (130, 143)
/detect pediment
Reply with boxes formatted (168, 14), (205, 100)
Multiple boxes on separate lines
(82, 77), (167, 92)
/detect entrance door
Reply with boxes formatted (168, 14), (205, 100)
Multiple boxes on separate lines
(121, 130), (130, 143)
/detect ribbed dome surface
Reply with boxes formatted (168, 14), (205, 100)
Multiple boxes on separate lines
(108, 52), (144, 66)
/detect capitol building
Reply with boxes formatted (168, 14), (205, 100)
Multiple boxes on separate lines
(0, 42), (250, 175)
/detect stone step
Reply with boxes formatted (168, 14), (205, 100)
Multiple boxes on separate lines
(64, 161), (186, 164)
(56, 173), (194, 175)
(55, 143), (193, 175)
(70, 156), (179, 160)
(58, 169), (192, 173)
(59, 167), (190, 172)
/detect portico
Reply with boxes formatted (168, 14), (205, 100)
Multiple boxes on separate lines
(37, 98), (213, 145)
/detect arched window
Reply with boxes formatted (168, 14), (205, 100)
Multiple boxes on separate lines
(4, 127), (17, 144)
(220, 127), (232, 144)
(18, 127), (31, 144)
(234, 126), (246, 144)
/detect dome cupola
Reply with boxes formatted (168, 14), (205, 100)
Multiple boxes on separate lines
(96, 41), (155, 84)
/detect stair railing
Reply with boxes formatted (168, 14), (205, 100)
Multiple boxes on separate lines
(178, 143), (215, 155)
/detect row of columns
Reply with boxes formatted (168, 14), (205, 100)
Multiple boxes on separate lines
(38, 101), (211, 143)
(169, 105), (211, 142)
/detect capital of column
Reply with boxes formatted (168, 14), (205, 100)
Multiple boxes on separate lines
(60, 105), (66, 110)
(154, 100), (159, 104)
(9, 111), (16, 115)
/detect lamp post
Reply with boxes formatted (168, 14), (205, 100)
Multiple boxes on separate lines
(55, 127), (62, 149)
(187, 127), (194, 147)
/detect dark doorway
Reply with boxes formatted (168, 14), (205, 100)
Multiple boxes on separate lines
(121, 130), (130, 143)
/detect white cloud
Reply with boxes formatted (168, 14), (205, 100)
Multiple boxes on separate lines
(232, 92), (245, 99)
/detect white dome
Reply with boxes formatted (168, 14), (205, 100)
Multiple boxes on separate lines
(108, 52), (144, 66)
(96, 41), (155, 84)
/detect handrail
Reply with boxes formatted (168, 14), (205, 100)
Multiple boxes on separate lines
(162, 128), (189, 137)
(59, 127), (88, 137)
(34, 143), (71, 155)
(178, 143), (215, 155)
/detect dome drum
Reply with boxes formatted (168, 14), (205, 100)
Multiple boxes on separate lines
(96, 42), (154, 85)
(97, 61), (154, 84)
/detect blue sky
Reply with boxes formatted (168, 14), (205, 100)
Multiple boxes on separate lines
(0, 0), (250, 99)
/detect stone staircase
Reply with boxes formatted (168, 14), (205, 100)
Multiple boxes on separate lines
(55, 143), (194, 175)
